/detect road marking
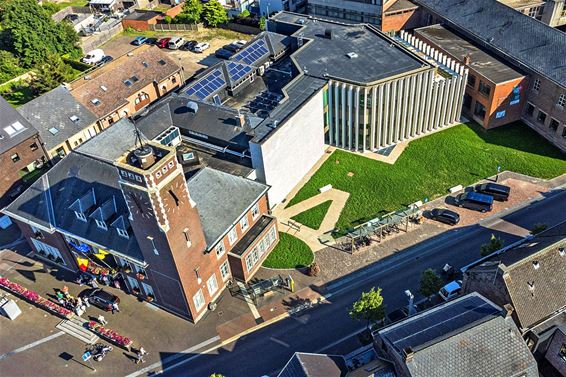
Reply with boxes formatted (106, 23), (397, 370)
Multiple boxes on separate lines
(0, 331), (65, 360)
(269, 337), (290, 348)
(124, 335), (220, 377)
(237, 281), (261, 320)
(317, 327), (366, 353)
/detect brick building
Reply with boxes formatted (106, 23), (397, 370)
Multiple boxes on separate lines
(2, 119), (278, 322)
(0, 96), (48, 208)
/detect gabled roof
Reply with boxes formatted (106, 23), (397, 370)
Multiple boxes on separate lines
(0, 96), (38, 154)
(278, 352), (348, 377)
(187, 167), (269, 248)
(412, 0), (566, 88)
(19, 86), (98, 151)
(378, 293), (538, 377)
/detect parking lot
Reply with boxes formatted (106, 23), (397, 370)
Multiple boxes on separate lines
(100, 29), (251, 80)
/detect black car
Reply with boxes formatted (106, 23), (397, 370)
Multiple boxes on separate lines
(454, 192), (493, 213)
(80, 288), (120, 311)
(215, 48), (234, 59)
(97, 55), (114, 66)
(223, 43), (241, 53)
(181, 40), (197, 51)
(430, 208), (460, 225)
(144, 37), (158, 45)
(474, 183), (510, 201)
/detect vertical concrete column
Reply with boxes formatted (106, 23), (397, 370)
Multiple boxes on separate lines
(450, 74), (462, 124)
(445, 78), (456, 125)
(362, 88), (368, 152)
(394, 80), (403, 143)
(455, 68), (469, 122)
(383, 82), (391, 146)
(376, 86), (383, 149)
(412, 73), (423, 136)
(440, 79), (451, 126)
(328, 82), (334, 145)
(423, 70), (434, 133)
(334, 83), (340, 146)
(400, 76), (411, 140)
(354, 87), (360, 151)
(428, 80), (439, 131)
(347, 85), (353, 150)
(407, 75), (417, 138)
(434, 81), (445, 129)
(341, 83), (346, 148)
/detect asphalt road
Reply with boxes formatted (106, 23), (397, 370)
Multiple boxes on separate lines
(159, 189), (566, 377)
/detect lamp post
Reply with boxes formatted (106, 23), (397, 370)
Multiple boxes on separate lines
(405, 289), (416, 317)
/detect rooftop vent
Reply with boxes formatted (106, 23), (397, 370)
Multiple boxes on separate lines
(91, 98), (101, 106)
(403, 347), (414, 362)
(69, 115), (80, 123)
(49, 127), (59, 135)
(346, 52), (358, 59)
(324, 29), (332, 39)
(187, 101), (199, 113)
(532, 261), (540, 269)
(84, 75), (92, 80)
(158, 59), (166, 66)
(127, 52), (134, 57)
(142, 61), (148, 68)
(296, 18), (305, 25)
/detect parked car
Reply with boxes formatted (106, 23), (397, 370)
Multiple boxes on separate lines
(474, 183), (510, 202)
(167, 37), (185, 50)
(193, 42), (210, 53)
(233, 39), (247, 48)
(215, 48), (234, 59)
(439, 280), (462, 301)
(132, 36), (148, 46)
(156, 37), (171, 49)
(82, 49), (105, 65)
(80, 288), (120, 311)
(429, 208), (460, 225)
(144, 37), (158, 45)
(223, 43), (241, 53)
(180, 40), (197, 51)
(453, 192), (493, 213)
(97, 55), (114, 66)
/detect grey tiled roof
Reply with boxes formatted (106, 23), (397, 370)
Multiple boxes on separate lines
(412, 0), (566, 88)
(75, 118), (139, 163)
(278, 352), (348, 377)
(187, 167), (268, 248)
(19, 86), (98, 151)
(2, 150), (143, 261)
(0, 95), (38, 154)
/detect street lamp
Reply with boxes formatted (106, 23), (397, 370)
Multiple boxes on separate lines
(405, 289), (416, 317)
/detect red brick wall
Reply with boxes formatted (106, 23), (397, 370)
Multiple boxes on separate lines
(121, 18), (158, 32)
(381, 9), (420, 33)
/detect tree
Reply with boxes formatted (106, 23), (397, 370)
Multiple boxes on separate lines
(175, 0), (202, 24)
(418, 268), (443, 300)
(349, 287), (385, 328)
(238, 9), (251, 18)
(259, 16), (266, 31)
(209, 374), (224, 377)
(530, 223), (547, 235)
(480, 234), (505, 257)
(201, 0), (228, 27)
(30, 54), (74, 95)
(0, 50), (25, 83)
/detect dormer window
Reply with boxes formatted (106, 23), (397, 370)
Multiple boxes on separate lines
(91, 98), (101, 106)
(95, 219), (107, 230)
(69, 115), (80, 123)
(75, 211), (87, 222)
(117, 228), (129, 239)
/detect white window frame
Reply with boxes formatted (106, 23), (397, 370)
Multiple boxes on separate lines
(240, 216), (249, 232)
(193, 289), (205, 312)
(215, 242), (225, 258)
(75, 211), (87, 222)
(31, 238), (66, 265)
(533, 78), (541, 92)
(220, 261), (230, 281)
(251, 203), (259, 220)
(95, 219), (107, 230)
(207, 274), (219, 296)
(228, 227), (238, 245)
(117, 228), (129, 239)
(558, 94), (566, 108)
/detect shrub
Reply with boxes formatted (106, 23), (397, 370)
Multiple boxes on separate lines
(308, 262), (320, 277)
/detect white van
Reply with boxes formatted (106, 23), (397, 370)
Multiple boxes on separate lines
(82, 49), (105, 65)
(439, 280), (462, 301)
(167, 37), (185, 50)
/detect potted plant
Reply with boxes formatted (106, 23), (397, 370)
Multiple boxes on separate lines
(308, 262), (320, 277)
(122, 266), (131, 273)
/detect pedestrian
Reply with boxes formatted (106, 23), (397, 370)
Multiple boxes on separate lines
(111, 302), (120, 314)
(61, 285), (70, 298)
(83, 297), (90, 308)
(134, 348), (147, 364)
(76, 297), (83, 307)
(56, 290), (64, 300)
(97, 315), (107, 325)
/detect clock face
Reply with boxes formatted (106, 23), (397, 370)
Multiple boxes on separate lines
(125, 191), (154, 219)
(163, 180), (185, 214)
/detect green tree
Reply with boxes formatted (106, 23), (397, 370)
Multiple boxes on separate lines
(201, 0), (228, 27)
(349, 287), (385, 328)
(259, 16), (266, 31)
(0, 50), (25, 83)
(418, 268), (443, 300)
(209, 374), (225, 377)
(175, 0), (202, 24)
(530, 223), (547, 235)
(238, 9), (251, 18)
(480, 234), (505, 257)
(30, 54), (74, 95)
(0, 0), (80, 67)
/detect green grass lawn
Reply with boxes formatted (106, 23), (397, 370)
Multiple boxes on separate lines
(291, 200), (332, 230)
(263, 233), (314, 269)
(288, 122), (566, 230)
(0, 81), (35, 107)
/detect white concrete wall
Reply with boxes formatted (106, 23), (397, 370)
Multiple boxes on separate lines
(250, 90), (325, 207)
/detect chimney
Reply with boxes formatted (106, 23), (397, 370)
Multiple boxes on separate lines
(463, 54), (471, 66)
(503, 304), (514, 318)
(403, 347), (414, 362)
(236, 112), (246, 128)
(325, 28), (332, 39)
(133, 145), (156, 170)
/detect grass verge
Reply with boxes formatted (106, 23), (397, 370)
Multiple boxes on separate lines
(263, 233), (314, 269)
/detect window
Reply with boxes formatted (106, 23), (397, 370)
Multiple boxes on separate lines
(30, 143), (38, 151)
(11, 153), (20, 162)
(216, 242), (225, 258)
(207, 274), (219, 296)
(31, 238), (65, 265)
(533, 78), (541, 92)
(162, 166), (168, 174)
(537, 110), (547, 124)
(467, 74), (476, 88)
(117, 228), (129, 239)
(549, 118), (559, 132)
(220, 261), (230, 281)
(478, 81), (491, 97)
(474, 101), (487, 120)
(75, 211), (87, 222)
(168, 161), (174, 169)
(95, 219), (107, 230)
(251, 203), (259, 220)
(228, 227), (238, 245)
(526, 103), (535, 117)
(134, 264), (145, 274)
(244, 226), (277, 272)
(193, 289), (205, 311)
(558, 94), (566, 108)
(116, 256), (131, 270)
(172, 77), (177, 84)
(240, 216), (249, 232)
(463, 93), (472, 110)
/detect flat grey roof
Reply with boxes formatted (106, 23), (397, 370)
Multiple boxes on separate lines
(0, 96), (38, 154)
(272, 12), (429, 85)
(19, 86), (98, 151)
(413, 0), (566, 88)
(76, 118), (138, 163)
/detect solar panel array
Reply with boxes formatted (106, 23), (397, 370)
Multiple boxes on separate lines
(381, 294), (501, 353)
(185, 68), (226, 100)
(233, 39), (269, 65)
(226, 61), (254, 83)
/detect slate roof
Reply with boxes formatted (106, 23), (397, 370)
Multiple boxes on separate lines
(467, 221), (566, 329)
(19, 86), (98, 151)
(187, 167), (269, 249)
(0, 96), (38, 154)
(124, 10), (161, 21)
(278, 352), (348, 377)
(69, 45), (180, 118)
(2, 151), (143, 262)
(378, 293), (538, 377)
(412, 0), (566, 88)
(75, 118), (139, 163)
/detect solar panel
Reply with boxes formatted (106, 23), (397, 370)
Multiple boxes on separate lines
(232, 38), (269, 66)
(185, 68), (227, 100)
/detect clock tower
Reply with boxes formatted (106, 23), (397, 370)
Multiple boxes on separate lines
(115, 139), (220, 322)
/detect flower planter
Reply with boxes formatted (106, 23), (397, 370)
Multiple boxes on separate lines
(0, 277), (73, 319)
(146, 295), (154, 302)
(87, 321), (133, 350)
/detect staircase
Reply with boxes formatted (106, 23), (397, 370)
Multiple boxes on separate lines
(56, 317), (99, 344)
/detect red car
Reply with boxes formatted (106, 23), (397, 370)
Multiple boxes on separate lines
(156, 37), (171, 49)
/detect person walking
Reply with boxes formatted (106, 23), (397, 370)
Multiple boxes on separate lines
(97, 315), (108, 325)
(111, 302), (120, 314)
(134, 347), (147, 364)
